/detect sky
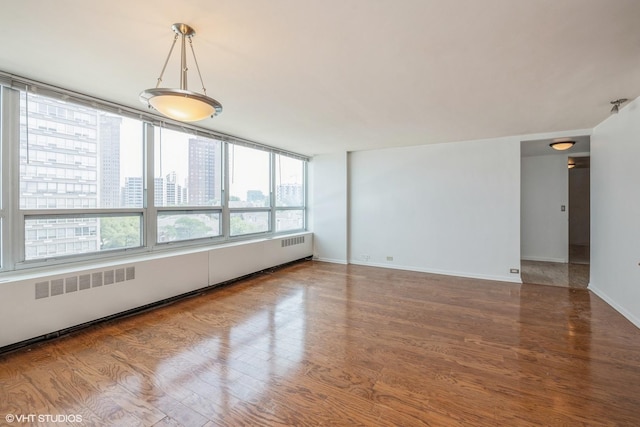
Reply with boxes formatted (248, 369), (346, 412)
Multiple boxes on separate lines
(118, 117), (301, 199)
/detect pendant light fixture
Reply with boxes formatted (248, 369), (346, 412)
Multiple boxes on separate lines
(140, 23), (222, 122)
(549, 140), (575, 151)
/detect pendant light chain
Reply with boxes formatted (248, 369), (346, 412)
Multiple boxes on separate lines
(155, 34), (179, 89)
(188, 37), (208, 96)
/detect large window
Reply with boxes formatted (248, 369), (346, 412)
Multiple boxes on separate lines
(229, 144), (271, 236)
(154, 127), (223, 243)
(19, 91), (144, 261)
(275, 154), (305, 232)
(0, 79), (306, 271)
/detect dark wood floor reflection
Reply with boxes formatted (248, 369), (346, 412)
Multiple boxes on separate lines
(2, 261), (640, 426)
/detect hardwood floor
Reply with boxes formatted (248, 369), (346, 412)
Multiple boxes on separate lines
(1, 260), (640, 426)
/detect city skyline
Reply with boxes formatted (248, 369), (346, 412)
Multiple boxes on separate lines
(20, 93), (304, 260)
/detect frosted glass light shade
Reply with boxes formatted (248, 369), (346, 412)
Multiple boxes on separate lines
(549, 141), (575, 151)
(140, 88), (222, 122)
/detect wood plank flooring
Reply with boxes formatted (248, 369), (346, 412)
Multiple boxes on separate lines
(1, 260), (640, 426)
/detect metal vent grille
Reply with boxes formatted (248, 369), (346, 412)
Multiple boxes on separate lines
(34, 266), (136, 300)
(104, 270), (115, 285)
(65, 277), (78, 293)
(51, 279), (64, 296)
(92, 272), (103, 287)
(79, 274), (91, 290)
(35, 281), (49, 299)
(281, 236), (305, 248)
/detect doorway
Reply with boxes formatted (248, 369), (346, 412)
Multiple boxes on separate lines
(568, 156), (590, 265)
(520, 138), (590, 288)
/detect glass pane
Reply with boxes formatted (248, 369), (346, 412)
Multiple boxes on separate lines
(276, 210), (304, 232)
(230, 211), (270, 236)
(229, 144), (270, 208)
(24, 214), (142, 260)
(19, 92), (144, 209)
(275, 155), (304, 207)
(154, 127), (222, 207)
(157, 211), (221, 243)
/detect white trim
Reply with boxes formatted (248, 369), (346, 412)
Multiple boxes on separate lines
(349, 260), (522, 284)
(313, 257), (348, 265)
(521, 256), (567, 263)
(588, 284), (640, 329)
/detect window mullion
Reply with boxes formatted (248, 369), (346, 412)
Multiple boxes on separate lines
(303, 160), (308, 230)
(270, 151), (276, 234)
(2, 87), (21, 269)
(222, 141), (230, 240)
(144, 122), (156, 249)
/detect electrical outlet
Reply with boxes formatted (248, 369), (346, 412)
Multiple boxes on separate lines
(362, 254), (370, 261)
(510, 268), (520, 274)
(386, 256), (394, 261)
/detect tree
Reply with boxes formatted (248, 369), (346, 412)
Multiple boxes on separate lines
(230, 214), (260, 236)
(100, 217), (140, 249)
(173, 216), (212, 240)
(159, 216), (213, 241)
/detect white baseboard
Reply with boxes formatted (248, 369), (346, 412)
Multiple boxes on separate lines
(313, 257), (348, 265)
(349, 260), (522, 284)
(521, 256), (567, 263)
(588, 284), (640, 329)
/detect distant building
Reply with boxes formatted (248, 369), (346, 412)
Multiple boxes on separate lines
(165, 171), (186, 205)
(20, 94), (114, 259)
(99, 115), (122, 208)
(188, 138), (218, 205)
(154, 177), (164, 207)
(276, 183), (304, 206)
(122, 177), (143, 207)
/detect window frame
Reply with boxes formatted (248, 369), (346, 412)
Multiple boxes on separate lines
(226, 142), (274, 239)
(0, 74), (308, 273)
(273, 154), (306, 234)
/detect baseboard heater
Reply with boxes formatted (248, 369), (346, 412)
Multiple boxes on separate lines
(0, 256), (312, 356)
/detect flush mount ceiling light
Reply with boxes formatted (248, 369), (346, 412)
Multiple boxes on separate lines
(610, 98), (628, 114)
(549, 140), (575, 151)
(140, 23), (222, 122)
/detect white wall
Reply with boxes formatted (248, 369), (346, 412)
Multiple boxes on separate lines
(310, 152), (348, 263)
(0, 234), (313, 348)
(348, 137), (521, 282)
(521, 154), (569, 262)
(590, 97), (640, 327)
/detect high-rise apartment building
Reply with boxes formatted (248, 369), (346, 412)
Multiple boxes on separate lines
(188, 138), (218, 205)
(165, 171), (186, 206)
(99, 115), (122, 208)
(21, 93), (121, 259)
(122, 177), (143, 207)
(276, 183), (304, 206)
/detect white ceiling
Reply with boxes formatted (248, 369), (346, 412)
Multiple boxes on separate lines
(1, 0), (639, 156)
